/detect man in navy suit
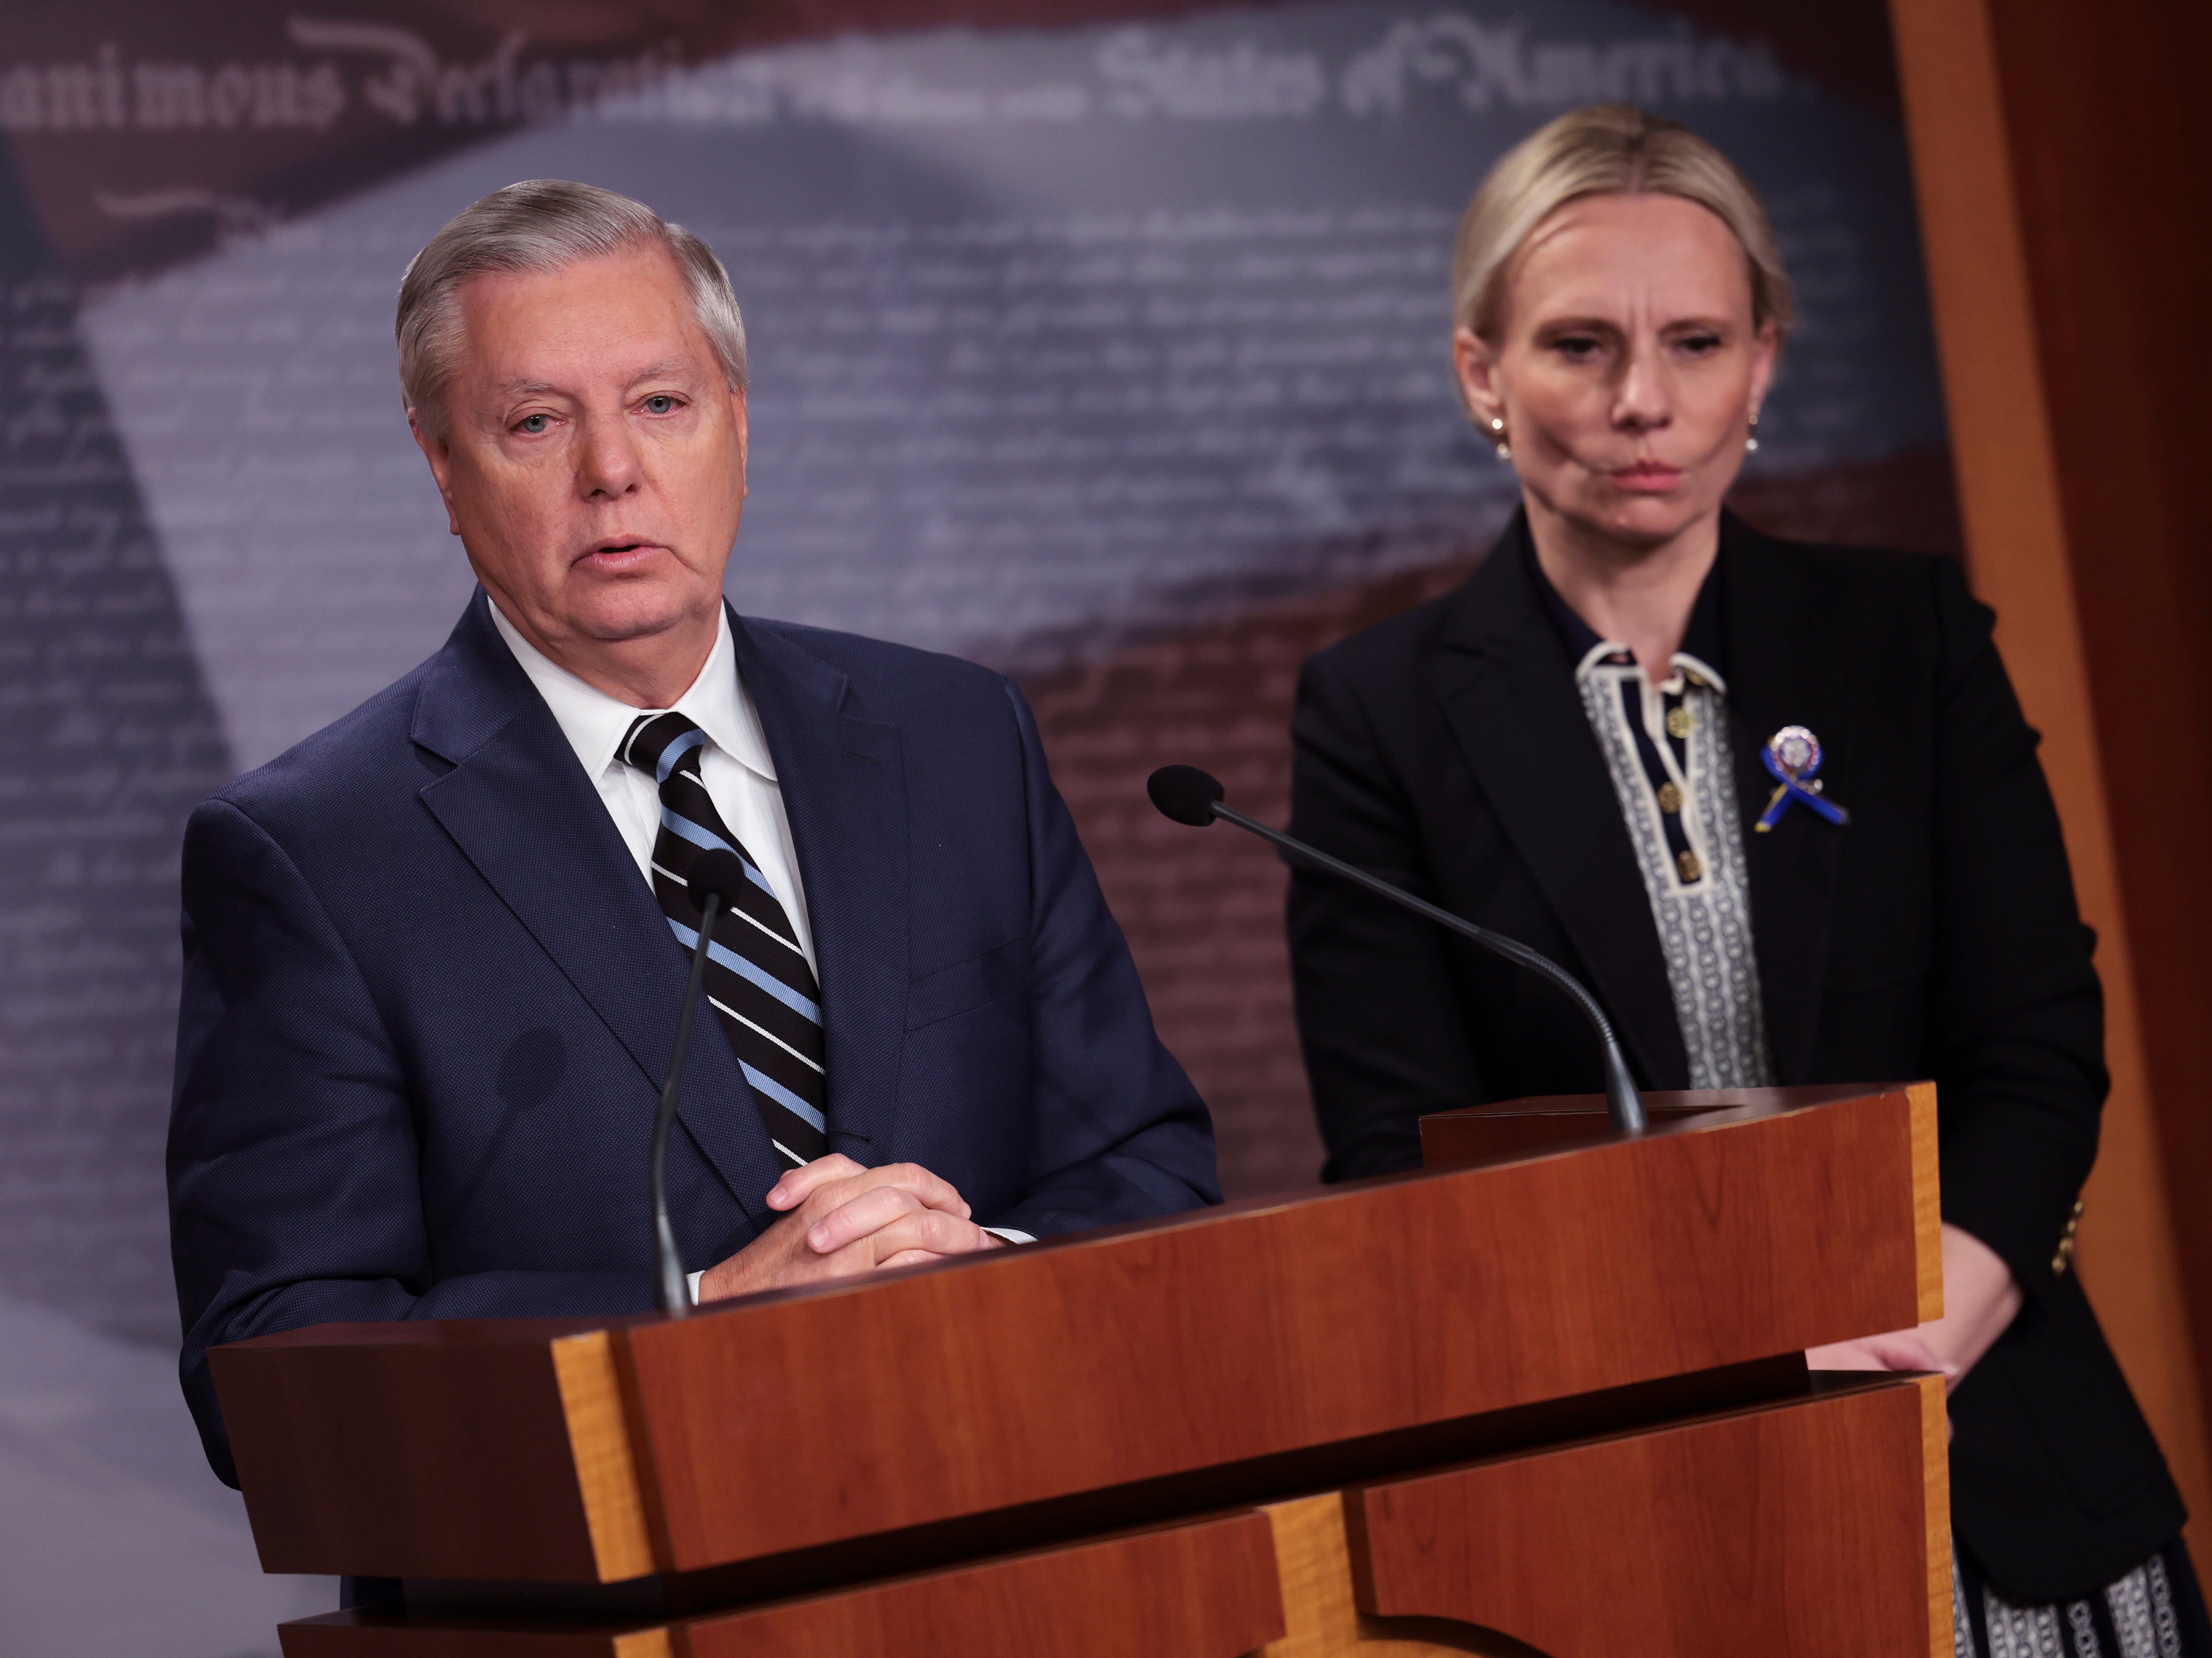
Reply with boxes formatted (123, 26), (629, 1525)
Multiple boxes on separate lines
(168, 180), (1218, 1485)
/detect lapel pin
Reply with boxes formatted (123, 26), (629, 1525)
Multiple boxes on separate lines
(1756, 725), (1849, 833)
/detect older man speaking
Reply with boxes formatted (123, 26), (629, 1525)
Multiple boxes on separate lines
(167, 181), (1219, 1484)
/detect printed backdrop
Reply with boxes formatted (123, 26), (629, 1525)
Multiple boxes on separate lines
(0, 1), (1953, 1648)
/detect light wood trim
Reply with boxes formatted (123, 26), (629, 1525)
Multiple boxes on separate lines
(1258, 1493), (1532, 1657)
(1887, 0), (2212, 1548)
(611, 1635), (673, 1658)
(551, 1331), (659, 1584)
(1907, 1083), (1943, 1325)
(1918, 1373), (1955, 1657)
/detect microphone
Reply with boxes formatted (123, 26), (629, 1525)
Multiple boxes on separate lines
(1146, 765), (1647, 1135)
(651, 849), (752, 1317)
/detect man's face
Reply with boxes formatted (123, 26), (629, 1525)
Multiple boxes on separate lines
(412, 245), (747, 662)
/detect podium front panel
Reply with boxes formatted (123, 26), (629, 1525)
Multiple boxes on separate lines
(214, 1085), (1939, 1585)
(1346, 1373), (1952, 1658)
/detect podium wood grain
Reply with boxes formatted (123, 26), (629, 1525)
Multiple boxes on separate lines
(1257, 1492), (1540, 1657)
(622, 1084), (1936, 1576)
(677, 1507), (1283, 1658)
(1346, 1374), (1952, 1658)
(278, 1509), (1284, 1658)
(273, 1379), (1946, 1658)
(214, 1085), (1940, 1584)
(216, 1315), (636, 1583)
(1421, 1082), (1945, 1327)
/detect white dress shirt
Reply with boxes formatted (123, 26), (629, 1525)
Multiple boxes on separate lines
(490, 602), (816, 972)
(488, 601), (1029, 1276)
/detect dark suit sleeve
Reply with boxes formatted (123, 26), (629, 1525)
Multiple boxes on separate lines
(1287, 650), (1485, 1181)
(985, 683), (1221, 1236)
(1923, 556), (2106, 1299)
(169, 799), (649, 1486)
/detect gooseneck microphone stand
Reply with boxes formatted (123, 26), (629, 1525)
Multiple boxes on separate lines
(1146, 765), (1647, 1136)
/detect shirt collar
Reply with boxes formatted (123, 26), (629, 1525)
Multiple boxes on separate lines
(1520, 521), (1729, 691)
(487, 599), (777, 784)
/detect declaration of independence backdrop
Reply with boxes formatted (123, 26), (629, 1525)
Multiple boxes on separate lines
(0, 1), (1953, 1649)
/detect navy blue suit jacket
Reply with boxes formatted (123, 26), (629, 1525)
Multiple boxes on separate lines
(170, 592), (1218, 1484)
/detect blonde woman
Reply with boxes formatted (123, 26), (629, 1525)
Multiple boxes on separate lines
(1287, 105), (2200, 1651)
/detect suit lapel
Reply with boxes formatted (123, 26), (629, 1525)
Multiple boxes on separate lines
(410, 592), (786, 1219)
(1720, 516), (1852, 1083)
(728, 612), (911, 1166)
(1433, 524), (1689, 1088)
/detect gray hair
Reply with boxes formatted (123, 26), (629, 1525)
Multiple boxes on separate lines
(396, 179), (748, 439)
(1453, 105), (1793, 346)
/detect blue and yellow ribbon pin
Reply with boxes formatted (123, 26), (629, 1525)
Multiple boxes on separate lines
(1755, 725), (1848, 833)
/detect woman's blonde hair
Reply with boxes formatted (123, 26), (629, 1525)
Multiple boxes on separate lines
(1452, 104), (1792, 344)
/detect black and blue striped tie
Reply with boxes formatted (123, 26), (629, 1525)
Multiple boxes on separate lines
(622, 712), (828, 1166)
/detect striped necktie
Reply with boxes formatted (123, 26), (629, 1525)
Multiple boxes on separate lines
(621, 712), (828, 1166)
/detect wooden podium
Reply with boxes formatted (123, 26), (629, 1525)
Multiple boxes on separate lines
(214, 1083), (1951, 1656)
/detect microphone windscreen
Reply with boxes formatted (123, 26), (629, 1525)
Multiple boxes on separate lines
(1147, 765), (1225, 827)
(687, 849), (751, 916)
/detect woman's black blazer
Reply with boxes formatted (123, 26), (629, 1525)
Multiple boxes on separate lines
(1287, 510), (2181, 1600)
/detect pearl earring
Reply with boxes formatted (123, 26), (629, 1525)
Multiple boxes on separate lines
(1490, 417), (1510, 462)
(1745, 413), (1761, 455)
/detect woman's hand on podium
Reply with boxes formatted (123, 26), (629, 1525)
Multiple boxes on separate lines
(1805, 1328), (1954, 1378)
(1806, 1223), (2023, 1439)
(693, 1154), (1004, 1302)
(1805, 1223), (2020, 1386)
(1916, 1222), (2026, 1383)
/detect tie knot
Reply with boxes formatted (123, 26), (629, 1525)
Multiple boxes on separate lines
(622, 711), (707, 784)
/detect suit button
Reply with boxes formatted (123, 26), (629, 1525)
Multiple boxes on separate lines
(2053, 1199), (2084, 1274)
